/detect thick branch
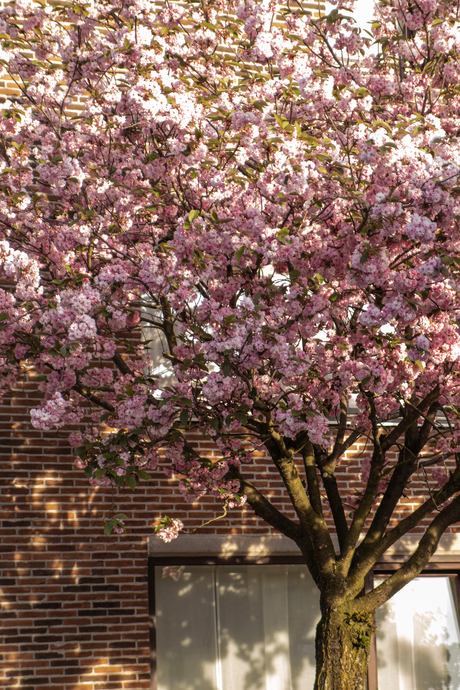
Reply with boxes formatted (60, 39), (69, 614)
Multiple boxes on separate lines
(358, 401), (440, 556)
(356, 494), (460, 613)
(313, 443), (349, 552)
(159, 296), (178, 354)
(112, 352), (133, 376)
(321, 473), (349, 553)
(350, 467), (460, 581)
(265, 433), (337, 577)
(233, 469), (321, 585)
(338, 396), (386, 568)
(302, 438), (323, 516)
(236, 473), (301, 542)
(413, 401), (439, 455)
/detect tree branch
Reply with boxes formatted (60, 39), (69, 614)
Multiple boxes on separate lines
(321, 472), (349, 553)
(331, 393), (348, 460)
(231, 467), (321, 585)
(325, 427), (365, 471)
(302, 438), (323, 516)
(381, 386), (440, 452)
(356, 494), (460, 613)
(236, 473), (301, 542)
(338, 395), (386, 568)
(350, 467), (460, 582)
(265, 432), (337, 577)
(72, 383), (115, 413)
(112, 352), (133, 376)
(357, 400), (440, 558)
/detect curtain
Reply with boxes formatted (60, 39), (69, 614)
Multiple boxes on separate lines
(155, 564), (320, 690)
(375, 576), (460, 690)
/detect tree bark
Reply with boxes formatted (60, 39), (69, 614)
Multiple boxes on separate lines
(314, 605), (373, 690)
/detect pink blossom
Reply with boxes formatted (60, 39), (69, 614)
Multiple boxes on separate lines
(68, 315), (97, 342)
(432, 467), (449, 487)
(405, 214), (437, 243)
(416, 335), (430, 351)
(156, 518), (184, 543)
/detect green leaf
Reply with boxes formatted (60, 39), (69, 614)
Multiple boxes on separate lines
(235, 246), (245, 261)
(251, 100), (267, 111)
(188, 209), (200, 222)
(180, 409), (189, 427)
(277, 227), (289, 242)
(223, 361), (231, 376)
(415, 360), (424, 371)
(136, 470), (151, 481)
(113, 513), (128, 520)
(235, 411), (247, 425)
(125, 474), (138, 490)
(373, 120), (392, 134)
(104, 521), (113, 535)
(274, 113), (287, 128)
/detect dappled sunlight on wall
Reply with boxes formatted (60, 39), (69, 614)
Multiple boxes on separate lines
(0, 385), (151, 690)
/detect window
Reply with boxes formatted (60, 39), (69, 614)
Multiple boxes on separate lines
(375, 575), (460, 690)
(153, 564), (319, 690)
(148, 536), (460, 690)
(141, 304), (177, 383)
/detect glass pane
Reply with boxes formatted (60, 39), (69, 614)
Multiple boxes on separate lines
(286, 565), (320, 690)
(155, 566), (219, 690)
(376, 576), (460, 690)
(155, 564), (321, 690)
(217, 566), (274, 690)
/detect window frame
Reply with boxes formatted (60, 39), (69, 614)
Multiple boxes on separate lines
(148, 552), (309, 690)
(366, 559), (460, 690)
(148, 537), (460, 690)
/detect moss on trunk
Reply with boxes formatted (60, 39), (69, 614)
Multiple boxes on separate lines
(314, 606), (374, 690)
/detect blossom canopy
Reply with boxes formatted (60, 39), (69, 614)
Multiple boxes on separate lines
(1, 0), (460, 549)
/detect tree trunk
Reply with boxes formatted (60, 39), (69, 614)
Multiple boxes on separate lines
(314, 605), (373, 690)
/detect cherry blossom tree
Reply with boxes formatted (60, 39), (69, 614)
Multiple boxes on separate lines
(1, 0), (460, 687)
